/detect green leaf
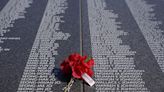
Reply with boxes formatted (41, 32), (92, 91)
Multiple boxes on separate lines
(84, 56), (92, 63)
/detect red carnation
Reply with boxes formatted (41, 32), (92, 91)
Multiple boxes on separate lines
(60, 58), (72, 75)
(60, 53), (94, 79)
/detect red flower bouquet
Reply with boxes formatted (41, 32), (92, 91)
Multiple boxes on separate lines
(60, 53), (95, 92)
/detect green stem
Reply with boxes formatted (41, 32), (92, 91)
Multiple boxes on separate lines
(63, 78), (74, 92)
